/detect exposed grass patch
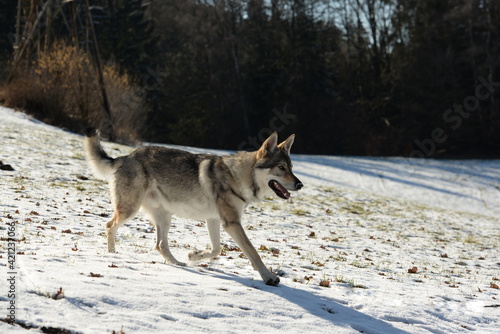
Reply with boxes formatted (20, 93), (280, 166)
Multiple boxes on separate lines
(341, 203), (367, 215)
(333, 275), (367, 289)
(291, 208), (311, 216)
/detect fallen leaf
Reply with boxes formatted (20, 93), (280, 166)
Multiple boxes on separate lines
(408, 267), (418, 274)
(52, 287), (64, 300)
(319, 280), (331, 287)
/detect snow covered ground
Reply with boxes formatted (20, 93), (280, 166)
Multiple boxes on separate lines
(1, 106), (499, 333)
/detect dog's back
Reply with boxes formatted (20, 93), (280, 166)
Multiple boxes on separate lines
(130, 146), (215, 196)
(85, 134), (221, 218)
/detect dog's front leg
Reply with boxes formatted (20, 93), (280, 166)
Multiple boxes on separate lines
(188, 219), (221, 261)
(223, 221), (280, 286)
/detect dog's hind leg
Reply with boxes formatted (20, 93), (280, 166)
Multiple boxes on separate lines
(146, 206), (186, 266)
(106, 175), (143, 253)
(188, 219), (221, 261)
(106, 207), (140, 253)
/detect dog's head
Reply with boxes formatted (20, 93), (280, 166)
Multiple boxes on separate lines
(255, 132), (303, 199)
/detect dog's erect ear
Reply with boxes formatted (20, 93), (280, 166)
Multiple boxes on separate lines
(257, 132), (278, 159)
(277, 134), (295, 155)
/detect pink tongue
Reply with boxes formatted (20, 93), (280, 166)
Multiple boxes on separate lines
(276, 182), (290, 199)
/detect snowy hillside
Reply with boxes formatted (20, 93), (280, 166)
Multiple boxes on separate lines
(1, 106), (499, 333)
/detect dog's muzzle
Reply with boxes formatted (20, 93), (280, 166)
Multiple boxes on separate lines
(295, 181), (303, 190)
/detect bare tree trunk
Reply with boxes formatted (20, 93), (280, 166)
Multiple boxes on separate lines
(8, 0), (51, 83)
(68, 0), (78, 44)
(228, 4), (249, 133)
(483, 0), (497, 141)
(83, 0), (115, 141)
(14, 0), (22, 55)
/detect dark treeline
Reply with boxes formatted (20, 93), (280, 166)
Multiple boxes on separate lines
(1, 0), (500, 157)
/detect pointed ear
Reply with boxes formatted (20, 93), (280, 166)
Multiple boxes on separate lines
(277, 134), (295, 155)
(257, 132), (278, 159)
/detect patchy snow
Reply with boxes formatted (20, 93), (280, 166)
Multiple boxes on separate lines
(0, 106), (499, 333)
(293, 154), (500, 219)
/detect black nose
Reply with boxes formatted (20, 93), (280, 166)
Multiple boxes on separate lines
(295, 182), (303, 190)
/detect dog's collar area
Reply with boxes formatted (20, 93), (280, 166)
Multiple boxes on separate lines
(268, 180), (290, 199)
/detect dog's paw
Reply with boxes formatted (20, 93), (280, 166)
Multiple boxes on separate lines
(167, 259), (186, 267)
(187, 250), (204, 261)
(265, 275), (280, 286)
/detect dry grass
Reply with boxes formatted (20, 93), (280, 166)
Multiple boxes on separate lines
(0, 41), (145, 142)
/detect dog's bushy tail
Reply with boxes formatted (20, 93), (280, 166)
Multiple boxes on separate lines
(84, 130), (118, 179)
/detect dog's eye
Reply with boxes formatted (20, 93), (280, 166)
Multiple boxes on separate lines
(278, 166), (286, 171)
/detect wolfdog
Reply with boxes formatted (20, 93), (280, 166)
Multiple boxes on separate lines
(84, 132), (303, 285)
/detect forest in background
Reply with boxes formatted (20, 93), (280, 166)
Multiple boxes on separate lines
(0, 0), (499, 157)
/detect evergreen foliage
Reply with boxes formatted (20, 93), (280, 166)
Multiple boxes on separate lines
(1, 0), (500, 157)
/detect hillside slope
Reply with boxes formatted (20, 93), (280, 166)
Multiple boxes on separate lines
(1, 107), (499, 333)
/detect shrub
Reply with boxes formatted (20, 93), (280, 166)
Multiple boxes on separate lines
(0, 42), (145, 143)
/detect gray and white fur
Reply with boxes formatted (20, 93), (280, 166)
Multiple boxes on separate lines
(84, 131), (303, 286)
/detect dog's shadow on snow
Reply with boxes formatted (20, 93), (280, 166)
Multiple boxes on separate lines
(183, 266), (411, 334)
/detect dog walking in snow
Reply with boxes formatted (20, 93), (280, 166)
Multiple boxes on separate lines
(84, 131), (303, 285)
